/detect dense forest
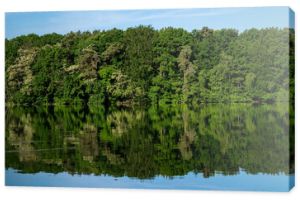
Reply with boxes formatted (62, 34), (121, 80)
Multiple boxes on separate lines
(5, 26), (294, 106)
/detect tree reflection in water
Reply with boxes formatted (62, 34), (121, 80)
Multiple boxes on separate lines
(5, 103), (294, 179)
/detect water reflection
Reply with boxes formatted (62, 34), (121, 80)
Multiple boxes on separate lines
(5, 104), (294, 184)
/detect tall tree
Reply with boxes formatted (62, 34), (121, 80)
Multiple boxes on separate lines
(123, 26), (156, 100)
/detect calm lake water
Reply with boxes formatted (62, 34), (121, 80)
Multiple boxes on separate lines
(5, 103), (294, 191)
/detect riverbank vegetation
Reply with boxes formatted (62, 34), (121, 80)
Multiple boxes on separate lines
(5, 26), (294, 106)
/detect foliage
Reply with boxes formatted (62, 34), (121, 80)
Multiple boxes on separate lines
(5, 27), (294, 106)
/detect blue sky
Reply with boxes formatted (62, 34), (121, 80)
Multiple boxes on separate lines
(5, 7), (294, 39)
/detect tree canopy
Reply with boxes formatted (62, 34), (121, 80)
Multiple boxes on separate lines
(5, 26), (294, 106)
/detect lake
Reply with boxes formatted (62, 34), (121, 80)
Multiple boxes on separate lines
(5, 103), (294, 191)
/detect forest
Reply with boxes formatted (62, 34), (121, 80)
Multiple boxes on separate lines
(5, 26), (294, 107)
(5, 26), (295, 179)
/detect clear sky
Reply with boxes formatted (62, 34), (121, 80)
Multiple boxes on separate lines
(5, 7), (294, 39)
